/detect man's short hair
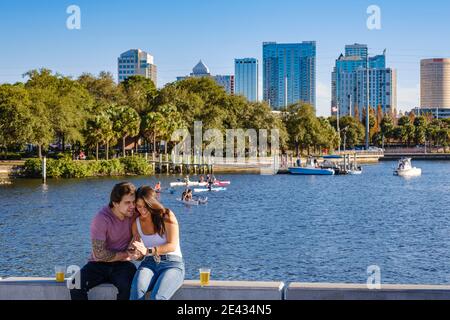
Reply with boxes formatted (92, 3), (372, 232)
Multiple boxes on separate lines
(109, 182), (136, 208)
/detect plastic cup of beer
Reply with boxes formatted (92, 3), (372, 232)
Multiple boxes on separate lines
(55, 266), (65, 282)
(199, 268), (211, 286)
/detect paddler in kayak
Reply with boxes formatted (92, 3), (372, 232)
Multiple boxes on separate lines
(207, 177), (213, 191)
(154, 181), (161, 193)
(182, 189), (193, 201)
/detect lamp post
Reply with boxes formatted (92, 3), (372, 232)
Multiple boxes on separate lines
(365, 55), (370, 150)
(342, 126), (349, 152)
(337, 99), (340, 153)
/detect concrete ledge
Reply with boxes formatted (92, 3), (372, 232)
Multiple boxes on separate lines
(4, 278), (450, 300)
(0, 278), (118, 300)
(172, 281), (284, 300)
(0, 278), (284, 300)
(286, 283), (450, 300)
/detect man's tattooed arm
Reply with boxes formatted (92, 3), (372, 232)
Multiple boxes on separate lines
(92, 239), (125, 262)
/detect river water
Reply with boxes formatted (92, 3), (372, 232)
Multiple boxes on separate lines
(1, 160), (450, 285)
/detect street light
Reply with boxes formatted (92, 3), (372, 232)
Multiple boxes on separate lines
(342, 126), (349, 152)
(365, 55), (370, 150)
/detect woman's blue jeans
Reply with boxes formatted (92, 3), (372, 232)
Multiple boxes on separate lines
(130, 255), (185, 300)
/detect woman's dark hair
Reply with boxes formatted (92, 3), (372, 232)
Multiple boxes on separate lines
(136, 186), (170, 236)
(109, 182), (136, 208)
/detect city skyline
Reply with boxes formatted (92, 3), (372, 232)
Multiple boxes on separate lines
(263, 41), (316, 109)
(332, 44), (397, 118)
(1, 0), (450, 116)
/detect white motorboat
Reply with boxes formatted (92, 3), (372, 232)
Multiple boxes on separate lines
(288, 157), (335, 175)
(348, 163), (363, 175)
(393, 158), (422, 177)
(348, 168), (363, 175)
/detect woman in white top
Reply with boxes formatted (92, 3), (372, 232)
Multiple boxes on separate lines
(129, 186), (184, 300)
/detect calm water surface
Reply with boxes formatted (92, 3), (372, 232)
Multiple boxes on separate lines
(1, 161), (450, 284)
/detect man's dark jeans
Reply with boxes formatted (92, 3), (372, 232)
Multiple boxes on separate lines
(70, 261), (136, 300)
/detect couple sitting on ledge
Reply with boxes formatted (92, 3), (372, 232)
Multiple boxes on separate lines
(70, 182), (184, 300)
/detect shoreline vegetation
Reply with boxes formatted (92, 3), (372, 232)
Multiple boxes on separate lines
(1, 69), (450, 176)
(22, 156), (152, 178)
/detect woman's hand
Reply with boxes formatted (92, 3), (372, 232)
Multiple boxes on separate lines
(132, 240), (148, 256)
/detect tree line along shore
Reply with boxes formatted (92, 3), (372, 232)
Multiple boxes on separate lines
(1, 69), (450, 178)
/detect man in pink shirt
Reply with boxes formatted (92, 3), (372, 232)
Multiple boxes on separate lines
(70, 182), (138, 300)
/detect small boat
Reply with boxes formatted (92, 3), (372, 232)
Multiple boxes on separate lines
(193, 187), (227, 193)
(288, 157), (335, 176)
(176, 197), (208, 205)
(348, 163), (363, 175)
(348, 168), (363, 175)
(393, 158), (422, 177)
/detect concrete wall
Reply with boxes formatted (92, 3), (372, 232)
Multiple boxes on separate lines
(3, 278), (450, 300)
(0, 278), (284, 300)
(286, 283), (450, 300)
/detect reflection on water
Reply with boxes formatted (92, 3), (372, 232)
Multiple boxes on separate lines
(1, 161), (450, 285)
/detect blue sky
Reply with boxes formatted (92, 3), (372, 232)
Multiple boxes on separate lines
(1, 0), (450, 116)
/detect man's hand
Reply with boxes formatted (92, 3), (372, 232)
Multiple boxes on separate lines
(114, 251), (131, 261)
(132, 240), (148, 256)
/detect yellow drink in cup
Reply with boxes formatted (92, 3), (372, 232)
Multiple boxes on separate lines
(55, 266), (65, 282)
(199, 268), (211, 286)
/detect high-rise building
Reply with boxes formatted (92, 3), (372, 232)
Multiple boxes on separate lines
(421, 58), (450, 110)
(263, 41), (316, 109)
(235, 58), (258, 102)
(345, 43), (368, 60)
(214, 75), (235, 95)
(177, 60), (234, 95)
(331, 44), (396, 118)
(118, 49), (157, 85)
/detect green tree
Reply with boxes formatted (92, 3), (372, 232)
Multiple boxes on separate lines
(283, 103), (321, 156)
(0, 84), (33, 151)
(85, 113), (114, 160)
(157, 104), (186, 154)
(413, 116), (428, 145)
(78, 72), (124, 112)
(108, 106), (141, 157)
(329, 116), (365, 149)
(25, 69), (93, 153)
(120, 75), (156, 115)
(141, 111), (166, 155)
(397, 116), (415, 146)
(380, 113), (395, 145)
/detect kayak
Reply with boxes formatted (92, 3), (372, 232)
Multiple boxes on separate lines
(170, 181), (203, 187)
(176, 197), (208, 205)
(193, 187), (227, 193)
(215, 180), (230, 186)
(170, 180), (231, 187)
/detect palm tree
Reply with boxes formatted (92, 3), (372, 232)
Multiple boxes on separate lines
(85, 114), (112, 160)
(159, 104), (186, 155)
(108, 106), (140, 157)
(141, 111), (165, 155)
